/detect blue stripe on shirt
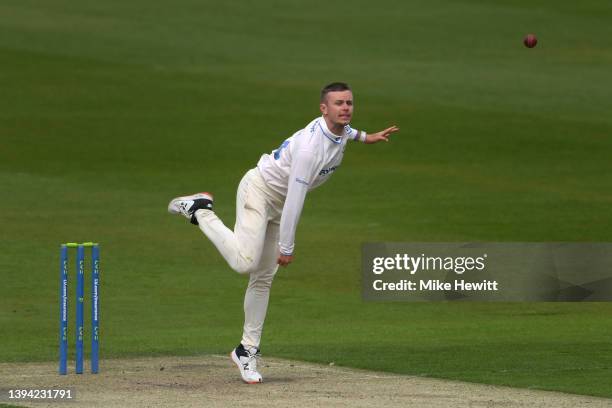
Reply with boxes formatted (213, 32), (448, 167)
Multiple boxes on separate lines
(317, 121), (342, 144)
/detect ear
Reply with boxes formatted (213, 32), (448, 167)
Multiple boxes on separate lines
(320, 103), (327, 115)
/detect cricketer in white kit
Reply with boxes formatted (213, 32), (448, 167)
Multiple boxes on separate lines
(168, 82), (399, 384)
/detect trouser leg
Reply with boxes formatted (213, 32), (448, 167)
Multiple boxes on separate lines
(241, 221), (280, 348)
(195, 172), (268, 274)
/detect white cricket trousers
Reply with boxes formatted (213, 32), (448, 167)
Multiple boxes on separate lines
(194, 168), (284, 348)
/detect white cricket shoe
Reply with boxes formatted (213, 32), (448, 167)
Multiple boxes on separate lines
(167, 192), (214, 225)
(231, 344), (263, 384)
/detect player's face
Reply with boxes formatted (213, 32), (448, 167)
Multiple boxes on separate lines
(320, 91), (353, 127)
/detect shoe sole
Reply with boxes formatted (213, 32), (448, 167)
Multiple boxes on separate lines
(168, 192), (214, 214)
(230, 351), (262, 384)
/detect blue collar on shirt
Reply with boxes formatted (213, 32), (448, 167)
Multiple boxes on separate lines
(318, 119), (342, 144)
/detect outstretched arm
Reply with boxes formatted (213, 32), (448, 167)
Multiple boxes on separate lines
(364, 125), (400, 144)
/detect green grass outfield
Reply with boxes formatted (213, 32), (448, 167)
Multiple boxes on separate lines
(2, 0), (612, 398)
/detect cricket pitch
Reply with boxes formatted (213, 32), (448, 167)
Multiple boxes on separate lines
(1, 356), (611, 407)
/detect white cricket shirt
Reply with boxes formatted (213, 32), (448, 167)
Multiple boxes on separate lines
(257, 117), (365, 255)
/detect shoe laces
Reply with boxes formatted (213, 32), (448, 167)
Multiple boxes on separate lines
(178, 201), (191, 216)
(244, 348), (261, 372)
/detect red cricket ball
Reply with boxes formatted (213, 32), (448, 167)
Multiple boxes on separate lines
(524, 34), (537, 48)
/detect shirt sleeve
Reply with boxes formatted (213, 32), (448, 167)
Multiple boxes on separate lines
(345, 125), (366, 143)
(278, 149), (319, 255)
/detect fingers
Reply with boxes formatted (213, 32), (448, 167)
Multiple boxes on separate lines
(377, 125), (398, 142)
(385, 125), (400, 135)
(277, 255), (293, 267)
(374, 126), (399, 143)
